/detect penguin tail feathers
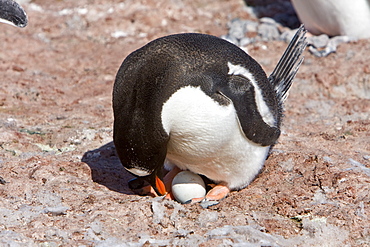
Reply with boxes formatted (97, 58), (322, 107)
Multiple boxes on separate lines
(268, 24), (307, 104)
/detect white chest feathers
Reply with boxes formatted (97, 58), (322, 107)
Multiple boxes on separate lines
(161, 86), (270, 190)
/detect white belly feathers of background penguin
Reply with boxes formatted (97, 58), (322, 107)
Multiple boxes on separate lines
(113, 26), (307, 204)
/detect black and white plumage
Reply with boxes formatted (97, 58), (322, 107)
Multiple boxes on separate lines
(113, 26), (307, 198)
(0, 0), (27, 28)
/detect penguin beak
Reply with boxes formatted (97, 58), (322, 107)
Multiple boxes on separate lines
(147, 171), (167, 196)
(154, 176), (167, 196)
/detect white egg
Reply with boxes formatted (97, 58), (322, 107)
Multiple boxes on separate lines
(171, 171), (206, 204)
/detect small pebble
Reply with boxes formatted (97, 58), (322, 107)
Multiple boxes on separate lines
(200, 199), (220, 209)
(244, 20), (258, 33)
(307, 34), (329, 48)
(258, 22), (280, 41)
(228, 18), (247, 40)
(223, 17), (353, 58)
(43, 206), (69, 216)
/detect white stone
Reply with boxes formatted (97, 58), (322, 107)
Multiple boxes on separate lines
(171, 171), (206, 204)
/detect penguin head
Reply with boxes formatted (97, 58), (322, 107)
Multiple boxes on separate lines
(0, 0), (28, 28)
(114, 139), (168, 196)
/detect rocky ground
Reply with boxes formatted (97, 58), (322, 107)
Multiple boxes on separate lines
(0, 0), (369, 246)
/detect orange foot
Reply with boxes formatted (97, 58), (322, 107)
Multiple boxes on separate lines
(191, 184), (230, 203)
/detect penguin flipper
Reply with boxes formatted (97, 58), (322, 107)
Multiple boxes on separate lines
(269, 25), (307, 104)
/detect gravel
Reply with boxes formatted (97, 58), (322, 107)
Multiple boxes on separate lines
(0, 0), (368, 246)
(222, 17), (357, 57)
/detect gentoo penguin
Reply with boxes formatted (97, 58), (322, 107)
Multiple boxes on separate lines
(291, 0), (370, 39)
(0, 0), (27, 28)
(113, 26), (307, 201)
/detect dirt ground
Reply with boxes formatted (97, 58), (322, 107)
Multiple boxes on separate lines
(0, 0), (369, 246)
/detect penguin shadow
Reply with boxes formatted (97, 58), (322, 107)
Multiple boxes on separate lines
(81, 142), (135, 195)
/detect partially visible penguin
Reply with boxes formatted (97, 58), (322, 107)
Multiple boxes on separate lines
(291, 0), (370, 39)
(0, 0), (27, 28)
(113, 26), (307, 202)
